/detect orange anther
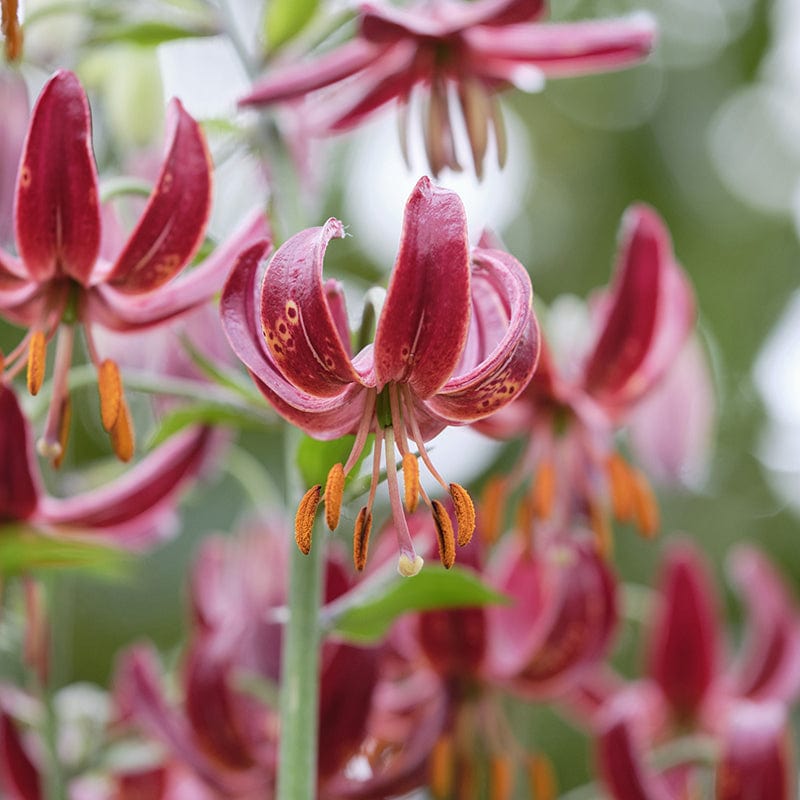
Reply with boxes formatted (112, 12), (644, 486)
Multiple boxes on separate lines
(353, 507), (372, 571)
(527, 753), (557, 800)
(98, 359), (123, 432)
(26, 331), (46, 396)
(480, 476), (507, 545)
(589, 502), (613, 559)
(110, 398), (134, 463)
(323, 462), (345, 531)
(489, 754), (513, 800)
(52, 394), (72, 469)
(295, 485), (321, 555)
(402, 452), (420, 513)
(531, 460), (556, 519)
(630, 469), (659, 539)
(606, 453), (634, 522)
(457, 759), (476, 800)
(429, 735), (454, 799)
(449, 483), (475, 547)
(1, 0), (23, 62)
(432, 500), (455, 569)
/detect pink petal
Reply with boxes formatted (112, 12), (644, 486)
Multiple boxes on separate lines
(220, 241), (367, 439)
(0, 712), (41, 800)
(106, 100), (212, 294)
(0, 386), (41, 523)
(646, 541), (720, 722)
(38, 427), (216, 549)
(583, 205), (695, 412)
(465, 15), (656, 78)
(427, 245), (539, 421)
(716, 701), (794, 800)
(0, 261), (47, 327)
(0, 71), (28, 248)
(374, 177), (471, 397)
(15, 70), (100, 285)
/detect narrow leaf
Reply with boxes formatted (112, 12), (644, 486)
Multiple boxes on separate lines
(263, 0), (319, 51)
(147, 402), (273, 448)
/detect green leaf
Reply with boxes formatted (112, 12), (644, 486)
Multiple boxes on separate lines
(88, 19), (219, 46)
(296, 434), (372, 488)
(263, 0), (319, 51)
(0, 527), (131, 578)
(147, 402), (273, 448)
(328, 566), (509, 644)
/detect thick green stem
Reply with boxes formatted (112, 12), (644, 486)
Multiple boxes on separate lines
(276, 523), (325, 800)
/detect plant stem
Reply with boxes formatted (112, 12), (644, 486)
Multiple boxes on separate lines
(276, 519), (325, 800)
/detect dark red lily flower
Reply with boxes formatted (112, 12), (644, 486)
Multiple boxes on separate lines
(240, 0), (655, 178)
(477, 204), (704, 552)
(0, 383), (217, 550)
(221, 176), (538, 575)
(0, 69), (269, 463)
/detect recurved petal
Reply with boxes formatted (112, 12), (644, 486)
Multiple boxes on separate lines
(583, 205), (695, 411)
(221, 241), (367, 438)
(0, 712), (41, 800)
(725, 546), (800, 705)
(427, 245), (538, 421)
(106, 99), (211, 294)
(374, 177), (470, 397)
(716, 701), (794, 800)
(15, 70), (100, 285)
(0, 385), (41, 523)
(647, 541), (720, 722)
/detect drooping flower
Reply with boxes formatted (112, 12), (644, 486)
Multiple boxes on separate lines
(0, 383), (217, 550)
(0, 69), (270, 464)
(239, 0), (656, 178)
(221, 176), (539, 575)
(477, 204), (707, 553)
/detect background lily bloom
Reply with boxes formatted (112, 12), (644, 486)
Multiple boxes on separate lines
(221, 176), (538, 576)
(0, 384), (217, 550)
(239, 0), (656, 177)
(477, 204), (705, 552)
(0, 69), (269, 464)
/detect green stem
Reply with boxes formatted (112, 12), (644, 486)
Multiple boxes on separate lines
(276, 520), (325, 800)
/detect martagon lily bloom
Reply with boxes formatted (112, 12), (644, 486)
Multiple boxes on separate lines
(239, 0), (656, 177)
(0, 69), (269, 464)
(221, 176), (539, 576)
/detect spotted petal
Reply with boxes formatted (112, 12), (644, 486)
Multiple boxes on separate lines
(0, 386), (41, 523)
(14, 70), (100, 285)
(374, 177), (470, 397)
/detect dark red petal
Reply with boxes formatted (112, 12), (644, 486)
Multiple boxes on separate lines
(15, 70), (100, 285)
(647, 541), (720, 722)
(0, 712), (41, 800)
(0, 385), (41, 523)
(374, 177), (470, 397)
(716, 701), (794, 800)
(107, 99), (211, 294)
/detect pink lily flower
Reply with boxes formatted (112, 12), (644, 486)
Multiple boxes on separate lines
(477, 204), (701, 552)
(240, 0), (656, 178)
(221, 176), (539, 576)
(587, 540), (800, 799)
(0, 384), (218, 550)
(0, 69), (27, 248)
(0, 69), (269, 464)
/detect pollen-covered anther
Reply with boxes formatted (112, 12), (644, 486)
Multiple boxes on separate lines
(26, 331), (46, 396)
(429, 735), (454, 799)
(630, 469), (659, 539)
(295, 485), (321, 555)
(589, 501), (613, 559)
(526, 753), (557, 800)
(432, 500), (456, 569)
(480, 477), (507, 545)
(489, 754), (513, 800)
(323, 462), (345, 530)
(531, 459), (556, 519)
(52, 395), (72, 469)
(98, 359), (123, 432)
(353, 506), (372, 571)
(110, 397), (135, 463)
(449, 483), (475, 546)
(402, 452), (420, 513)
(606, 453), (634, 522)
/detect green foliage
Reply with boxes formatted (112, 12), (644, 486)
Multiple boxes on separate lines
(147, 401), (272, 447)
(296, 434), (372, 488)
(262, 0), (319, 51)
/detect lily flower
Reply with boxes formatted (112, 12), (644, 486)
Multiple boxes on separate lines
(0, 383), (218, 550)
(0, 69), (269, 464)
(477, 204), (703, 553)
(0, 68), (26, 247)
(239, 0), (656, 178)
(221, 176), (539, 575)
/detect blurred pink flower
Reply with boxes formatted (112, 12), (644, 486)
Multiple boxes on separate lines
(0, 69), (27, 248)
(240, 0), (655, 177)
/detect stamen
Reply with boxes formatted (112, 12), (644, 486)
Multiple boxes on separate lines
(98, 359), (123, 432)
(401, 385), (449, 492)
(432, 500), (456, 569)
(480, 477), (507, 545)
(588, 502), (613, 559)
(26, 331), (46, 396)
(323, 462), (345, 530)
(295, 485), (321, 555)
(458, 759), (476, 800)
(37, 325), (74, 464)
(515, 493), (537, 544)
(630, 469), (659, 538)
(351, 509), (371, 572)
(489, 754), (513, 800)
(52, 395), (71, 469)
(1, 0), (23, 62)
(606, 454), (634, 522)
(490, 96), (508, 169)
(526, 754), (557, 800)
(449, 483), (475, 547)
(402, 452), (420, 513)
(429, 735), (454, 799)
(0, 348), (4, 373)
(110, 399), (135, 463)
(343, 389), (377, 474)
(531, 459), (556, 519)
